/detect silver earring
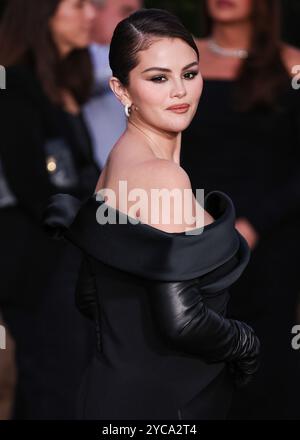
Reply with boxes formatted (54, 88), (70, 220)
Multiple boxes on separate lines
(124, 104), (131, 118)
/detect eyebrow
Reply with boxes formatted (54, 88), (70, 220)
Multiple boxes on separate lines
(141, 61), (199, 74)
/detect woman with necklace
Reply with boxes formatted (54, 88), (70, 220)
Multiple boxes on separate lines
(181, 0), (300, 419)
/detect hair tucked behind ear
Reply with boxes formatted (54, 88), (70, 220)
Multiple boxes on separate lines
(109, 8), (199, 87)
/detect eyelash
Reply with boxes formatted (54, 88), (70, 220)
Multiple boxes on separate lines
(150, 71), (199, 83)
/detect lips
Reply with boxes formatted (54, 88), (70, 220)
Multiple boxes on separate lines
(167, 104), (190, 111)
(216, 0), (235, 7)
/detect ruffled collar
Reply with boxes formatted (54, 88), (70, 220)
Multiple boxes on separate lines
(44, 191), (249, 282)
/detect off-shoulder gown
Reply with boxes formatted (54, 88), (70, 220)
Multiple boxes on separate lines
(45, 190), (250, 420)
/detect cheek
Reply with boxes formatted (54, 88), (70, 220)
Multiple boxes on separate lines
(189, 76), (203, 103)
(133, 79), (203, 126)
(51, 13), (77, 41)
(238, 0), (253, 17)
(132, 83), (168, 114)
(69, 19), (90, 46)
(134, 78), (203, 110)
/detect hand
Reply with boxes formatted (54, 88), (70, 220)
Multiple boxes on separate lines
(228, 321), (261, 388)
(235, 217), (259, 250)
(228, 355), (260, 388)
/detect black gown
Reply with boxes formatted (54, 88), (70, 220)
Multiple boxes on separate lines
(45, 190), (251, 420)
(181, 78), (300, 419)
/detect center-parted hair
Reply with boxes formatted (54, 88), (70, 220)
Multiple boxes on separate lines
(109, 8), (199, 87)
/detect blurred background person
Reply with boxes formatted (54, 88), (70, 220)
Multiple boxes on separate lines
(0, 0), (99, 419)
(181, 0), (300, 419)
(84, 0), (142, 169)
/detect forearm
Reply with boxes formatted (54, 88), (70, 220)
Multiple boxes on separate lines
(146, 278), (259, 364)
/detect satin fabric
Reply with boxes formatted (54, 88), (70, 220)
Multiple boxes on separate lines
(44, 191), (250, 420)
(45, 191), (249, 282)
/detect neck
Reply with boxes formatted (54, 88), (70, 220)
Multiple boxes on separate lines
(211, 20), (252, 50)
(128, 117), (181, 165)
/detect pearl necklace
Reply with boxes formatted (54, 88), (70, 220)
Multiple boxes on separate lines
(207, 38), (249, 59)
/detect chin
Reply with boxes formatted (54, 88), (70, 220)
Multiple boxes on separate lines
(77, 41), (89, 48)
(174, 115), (195, 130)
(211, 11), (247, 23)
(73, 36), (90, 49)
(165, 120), (192, 133)
(150, 113), (194, 134)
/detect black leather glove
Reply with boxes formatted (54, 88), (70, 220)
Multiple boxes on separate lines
(145, 278), (260, 387)
(225, 321), (260, 387)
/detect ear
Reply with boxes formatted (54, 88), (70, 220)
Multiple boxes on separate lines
(109, 77), (132, 106)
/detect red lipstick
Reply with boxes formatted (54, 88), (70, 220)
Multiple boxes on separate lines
(216, 0), (235, 8)
(167, 104), (190, 114)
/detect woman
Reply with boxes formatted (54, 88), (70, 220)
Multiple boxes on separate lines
(181, 0), (300, 419)
(45, 8), (260, 420)
(0, 0), (99, 419)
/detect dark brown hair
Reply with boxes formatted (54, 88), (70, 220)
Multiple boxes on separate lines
(0, 0), (93, 106)
(109, 8), (199, 87)
(201, 0), (290, 111)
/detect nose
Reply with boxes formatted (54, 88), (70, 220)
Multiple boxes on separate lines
(170, 78), (187, 99)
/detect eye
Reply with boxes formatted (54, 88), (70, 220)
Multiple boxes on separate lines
(183, 71), (199, 80)
(150, 76), (167, 83)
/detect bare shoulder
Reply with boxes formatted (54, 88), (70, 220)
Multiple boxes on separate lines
(97, 157), (214, 233)
(125, 158), (214, 233)
(130, 158), (192, 191)
(281, 43), (300, 74)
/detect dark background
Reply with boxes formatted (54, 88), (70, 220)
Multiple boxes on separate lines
(0, 1), (299, 47)
(145, 0), (300, 47)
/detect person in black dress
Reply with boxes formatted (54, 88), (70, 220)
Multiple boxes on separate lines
(45, 8), (260, 420)
(181, 0), (300, 419)
(0, 0), (99, 419)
